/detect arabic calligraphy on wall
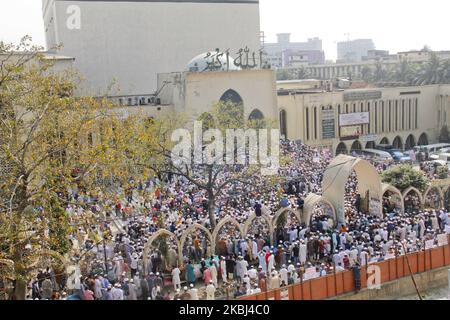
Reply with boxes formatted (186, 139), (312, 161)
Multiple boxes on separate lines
(203, 47), (268, 71)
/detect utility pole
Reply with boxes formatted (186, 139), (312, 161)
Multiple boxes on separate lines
(448, 269), (450, 300)
(401, 241), (423, 300)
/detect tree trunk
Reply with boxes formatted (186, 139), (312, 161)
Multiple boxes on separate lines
(208, 191), (216, 228)
(14, 279), (26, 300)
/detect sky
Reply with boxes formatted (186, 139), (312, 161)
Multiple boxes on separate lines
(0, 0), (449, 61)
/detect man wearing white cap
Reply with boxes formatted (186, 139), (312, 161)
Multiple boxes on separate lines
(172, 266), (181, 290)
(111, 283), (124, 300)
(220, 257), (227, 283)
(128, 279), (138, 300)
(209, 261), (218, 287)
(279, 265), (288, 285)
(267, 253), (275, 272)
(236, 256), (248, 283)
(206, 281), (216, 300)
(189, 284), (199, 300)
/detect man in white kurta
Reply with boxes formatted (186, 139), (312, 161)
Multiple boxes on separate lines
(172, 267), (181, 290)
(206, 281), (216, 300)
(267, 254), (275, 272)
(279, 265), (288, 285)
(189, 284), (199, 300)
(299, 241), (307, 265)
(220, 257), (227, 283)
(209, 263), (218, 287)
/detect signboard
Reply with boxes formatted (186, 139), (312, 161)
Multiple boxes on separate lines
(425, 239), (435, 250)
(344, 91), (382, 101)
(280, 287), (289, 300)
(445, 225), (450, 234)
(437, 234), (448, 246)
(339, 112), (370, 126)
(304, 267), (318, 281)
(361, 134), (378, 143)
(340, 125), (362, 139)
(384, 252), (395, 260)
(322, 109), (336, 140)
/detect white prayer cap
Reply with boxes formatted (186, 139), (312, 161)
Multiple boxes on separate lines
(190, 284), (194, 288)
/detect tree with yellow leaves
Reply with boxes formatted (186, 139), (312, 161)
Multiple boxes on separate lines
(0, 37), (132, 299)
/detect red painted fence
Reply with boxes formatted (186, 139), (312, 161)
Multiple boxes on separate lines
(240, 236), (450, 300)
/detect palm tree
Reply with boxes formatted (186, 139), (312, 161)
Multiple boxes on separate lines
(361, 66), (373, 82)
(372, 61), (389, 82)
(412, 53), (444, 85)
(393, 60), (415, 83)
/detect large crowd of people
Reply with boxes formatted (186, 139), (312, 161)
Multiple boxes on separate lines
(3, 140), (450, 300)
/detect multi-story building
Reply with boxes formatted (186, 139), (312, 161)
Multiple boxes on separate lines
(278, 82), (450, 155)
(264, 34), (325, 68)
(42, 0), (261, 96)
(398, 50), (450, 62)
(337, 39), (375, 63)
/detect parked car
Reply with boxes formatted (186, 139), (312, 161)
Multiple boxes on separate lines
(386, 149), (412, 163)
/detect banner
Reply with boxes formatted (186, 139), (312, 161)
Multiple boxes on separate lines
(425, 239), (435, 250)
(445, 225), (450, 234)
(437, 234), (448, 246)
(280, 287), (289, 300)
(339, 112), (370, 126)
(304, 267), (318, 281)
(340, 125), (362, 138)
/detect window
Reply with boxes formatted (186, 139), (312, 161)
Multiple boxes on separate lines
(367, 103), (371, 133)
(305, 108), (310, 141)
(382, 101), (385, 132)
(415, 98), (418, 129)
(374, 102), (378, 133)
(401, 100), (405, 130)
(395, 100), (398, 131)
(280, 110), (287, 138)
(220, 89), (243, 105)
(408, 99), (412, 130)
(314, 107), (318, 140)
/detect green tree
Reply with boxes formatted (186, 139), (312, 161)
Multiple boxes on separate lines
(47, 197), (70, 255)
(0, 37), (129, 299)
(381, 165), (429, 192)
(412, 53), (446, 85)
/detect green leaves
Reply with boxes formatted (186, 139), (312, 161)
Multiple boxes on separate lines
(381, 164), (429, 192)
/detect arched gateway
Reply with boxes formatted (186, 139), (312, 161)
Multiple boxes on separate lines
(322, 155), (383, 226)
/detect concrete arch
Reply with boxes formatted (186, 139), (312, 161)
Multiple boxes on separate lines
(272, 207), (302, 228)
(336, 142), (348, 155)
(323, 155), (383, 226)
(418, 133), (429, 146)
(402, 187), (424, 212)
(381, 183), (404, 213)
(303, 193), (336, 227)
(402, 186), (424, 203)
(423, 186), (444, 209)
(243, 212), (274, 244)
(212, 216), (244, 245)
(143, 229), (180, 272)
(392, 136), (403, 149)
(248, 109), (265, 121)
(179, 223), (214, 264)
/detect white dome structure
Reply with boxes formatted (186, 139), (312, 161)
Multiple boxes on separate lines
(186, 51), (241, 72)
